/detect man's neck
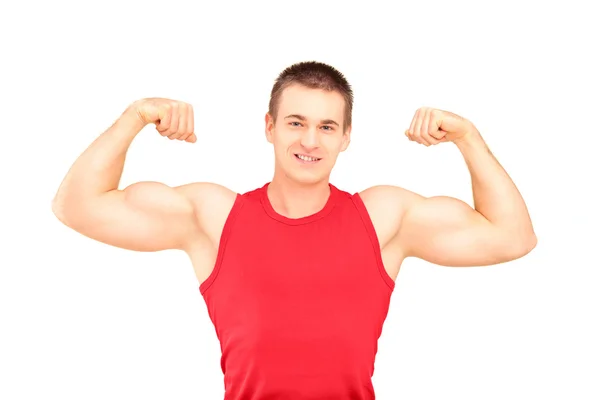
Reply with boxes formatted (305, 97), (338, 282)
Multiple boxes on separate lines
(267, 174), (331, 219)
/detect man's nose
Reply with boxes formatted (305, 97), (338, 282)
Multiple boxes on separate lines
(300, 128), (319, 151)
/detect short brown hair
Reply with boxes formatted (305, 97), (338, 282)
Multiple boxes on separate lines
(268, 61), (354, 132)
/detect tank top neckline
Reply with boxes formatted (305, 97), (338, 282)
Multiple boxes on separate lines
(259, 182), (339, 225)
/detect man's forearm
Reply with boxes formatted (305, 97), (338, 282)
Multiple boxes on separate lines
(52, 106), (146, 220)
(455, 130), (536, 243)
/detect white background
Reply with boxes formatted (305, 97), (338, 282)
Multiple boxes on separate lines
(2, 1), (599, 399)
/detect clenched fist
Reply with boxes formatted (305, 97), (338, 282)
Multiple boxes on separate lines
(405, 107), (477, 146)
(132, 98), (197, 143)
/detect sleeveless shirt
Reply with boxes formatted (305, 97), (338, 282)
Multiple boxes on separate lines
(200, 182), (395, 399)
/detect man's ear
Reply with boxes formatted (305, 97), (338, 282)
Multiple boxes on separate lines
(265, 112), (274, 144)
(340, 125), (352, 152)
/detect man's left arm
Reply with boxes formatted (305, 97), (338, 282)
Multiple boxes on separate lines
(365, 108), (537, 267)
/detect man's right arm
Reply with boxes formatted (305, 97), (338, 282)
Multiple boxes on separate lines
(51, 98), (235, 252)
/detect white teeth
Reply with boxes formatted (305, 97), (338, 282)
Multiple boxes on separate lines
(297, 154), (319, 162)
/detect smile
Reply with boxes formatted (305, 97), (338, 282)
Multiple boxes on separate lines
(294, 153), (322, 163)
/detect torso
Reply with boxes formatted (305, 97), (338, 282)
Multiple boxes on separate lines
(197, 183), (397, 398)
(187, 233), (403, 287)
(184, 185), (405, 287)
(186, 235), (220, 287)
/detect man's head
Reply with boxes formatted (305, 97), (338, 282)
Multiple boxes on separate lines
(265, 61), (353, 185)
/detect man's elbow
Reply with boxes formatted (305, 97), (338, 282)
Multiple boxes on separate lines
(52, 196), (79, 228)
(504, 233), (537, 262)
(51, 197), (67, 223)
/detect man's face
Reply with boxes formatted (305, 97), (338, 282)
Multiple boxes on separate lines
(265, 84), (351, 185)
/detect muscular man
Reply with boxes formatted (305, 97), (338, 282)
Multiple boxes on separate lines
(52, 61), (536, 399)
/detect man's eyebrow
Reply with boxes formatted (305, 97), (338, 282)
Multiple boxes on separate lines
(284, 114), (340, 127)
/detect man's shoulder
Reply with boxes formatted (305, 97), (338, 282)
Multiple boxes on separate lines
(176, 181), (238, 205)
(175, 182), (240, 246)
(328, 183), (422, 209)
(181, 181), (273, 213)
(353, 185), (427, 248)
(357, 184), (424, 209)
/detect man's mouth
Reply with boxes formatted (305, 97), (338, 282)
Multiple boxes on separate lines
(295, 153), (322, 163)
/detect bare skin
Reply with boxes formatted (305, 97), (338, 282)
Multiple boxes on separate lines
(51, 98), (237, 285)
(52, 88), (537, 286)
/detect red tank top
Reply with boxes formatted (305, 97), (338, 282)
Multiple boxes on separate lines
(200, 182), (395, 399)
